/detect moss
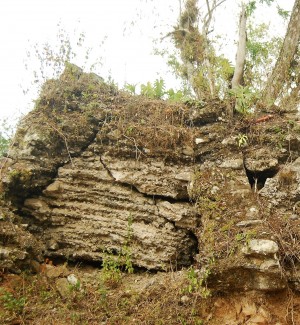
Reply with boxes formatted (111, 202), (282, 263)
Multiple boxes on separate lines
(8, 169), (33, 190)
(3, 169), (34, 205)
(36, 63), (116, 114)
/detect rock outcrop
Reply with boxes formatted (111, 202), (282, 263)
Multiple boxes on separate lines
(22, 151), (198, 270)
(2, 64), (300, 292)
(1, 64), (200, 271)
(0, 202), (43, 273)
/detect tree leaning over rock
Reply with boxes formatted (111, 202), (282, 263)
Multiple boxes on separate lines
(262, 0), (300, 108)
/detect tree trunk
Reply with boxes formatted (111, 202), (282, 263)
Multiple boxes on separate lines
(231, 3), (247, 89)
(262, 0), (300, 106)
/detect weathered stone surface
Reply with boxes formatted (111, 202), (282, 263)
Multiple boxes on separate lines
(186, 99), (226, 125)
(259, 157), (300, 207)
(67, 274), (80, 287)
(101, 155), (193, 199)
(219, 158), (244, 170)
(55, 278), (71, 298)
(1, 65), (111, 204)
(236, 220), (263, 227)
(22, 150), (198, 270)
(209, 264), (286, 292)
(260, 259), (280, 271)
(0, 204), (43, 273)
(4, 64), (300, 295)
(244, 147), (279, 172)
(242, 239), (279, 257)
(46, 265), (68, 278)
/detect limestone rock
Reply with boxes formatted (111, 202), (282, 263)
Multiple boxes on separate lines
(180, 295), (190, 304)
(195, 137), (208, 144)
(67, 274), (80, 287)
(1, 67), (108, 204)
(101, 155), (193, 199)
(22, 151), (198, 270)
(242, 239), (279, 257)
(244, 147), (279, 172)
(260, 259), (280, 271)
(0, 205), (43, 272)
(242, 302), (257, 316)
(208, 264), (286, 292)
(55, 278), (71, 299)
(4, 64), (300, 296)
(247, 315), (268, 325)
(46, 265), (70, 278)
(186, 99), (226, 125)
(219, 158), (244, 170)
(236, 220), (263, 227)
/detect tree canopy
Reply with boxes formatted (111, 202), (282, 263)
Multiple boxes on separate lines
(164, 0), (299, 113)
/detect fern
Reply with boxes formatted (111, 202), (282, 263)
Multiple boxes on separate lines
(140, 79), (166, 99)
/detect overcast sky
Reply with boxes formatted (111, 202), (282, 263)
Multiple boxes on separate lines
(0, 0), (294, 128)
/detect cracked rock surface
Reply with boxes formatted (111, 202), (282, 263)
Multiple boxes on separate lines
(4, 64), (300, 291)
(1, 64), (200, 270)
(22, 148), (198, 270)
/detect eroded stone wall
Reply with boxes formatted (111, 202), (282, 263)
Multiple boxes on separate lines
(2, 65), (300, 292)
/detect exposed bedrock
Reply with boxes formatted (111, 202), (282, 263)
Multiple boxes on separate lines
(4, 65), (300, 292)
(22, 147), (199, 270)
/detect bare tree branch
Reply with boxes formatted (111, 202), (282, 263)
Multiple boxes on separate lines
(203, 0), (227, 34)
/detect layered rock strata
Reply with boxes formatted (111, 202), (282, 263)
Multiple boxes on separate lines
(3, 64), (300, 291)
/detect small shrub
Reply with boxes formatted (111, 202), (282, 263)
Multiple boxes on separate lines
(124, 83), (137, 95)
(0, 289), (26, 314)
(184, 265), (212, 298)
(140, 78), (166, 99)
(237, 133), (248, 147)
(0, 134), (10, 157)
(101, 251), (122, 287)
(229, 85), (257, 114)
(166, 88), (186, 101)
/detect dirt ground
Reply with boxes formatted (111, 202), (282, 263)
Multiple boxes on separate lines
(1, 261), (300, 325)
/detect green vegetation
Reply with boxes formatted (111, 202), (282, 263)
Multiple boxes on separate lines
(0, 289), (26, 315)
(141, 79), (165, 99)
(229, 85), (258, 115)
(185, 264), (212, 298)
(244, 22), (282, 91)
(2, 2), (300, 324)
(124, 78), (190, 102)
(0, 133), (9, 157)
(0, 268), (214, 324)
(237, 133), (249, 147)
(100, 215), (134, 288)
(101, 251), (123, 287)
(155, 0), (299, 113)
(0, 118), (14, 158)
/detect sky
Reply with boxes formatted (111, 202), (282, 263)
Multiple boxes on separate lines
(0, 0), (180, 126)
(0, 0), (294, 131)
